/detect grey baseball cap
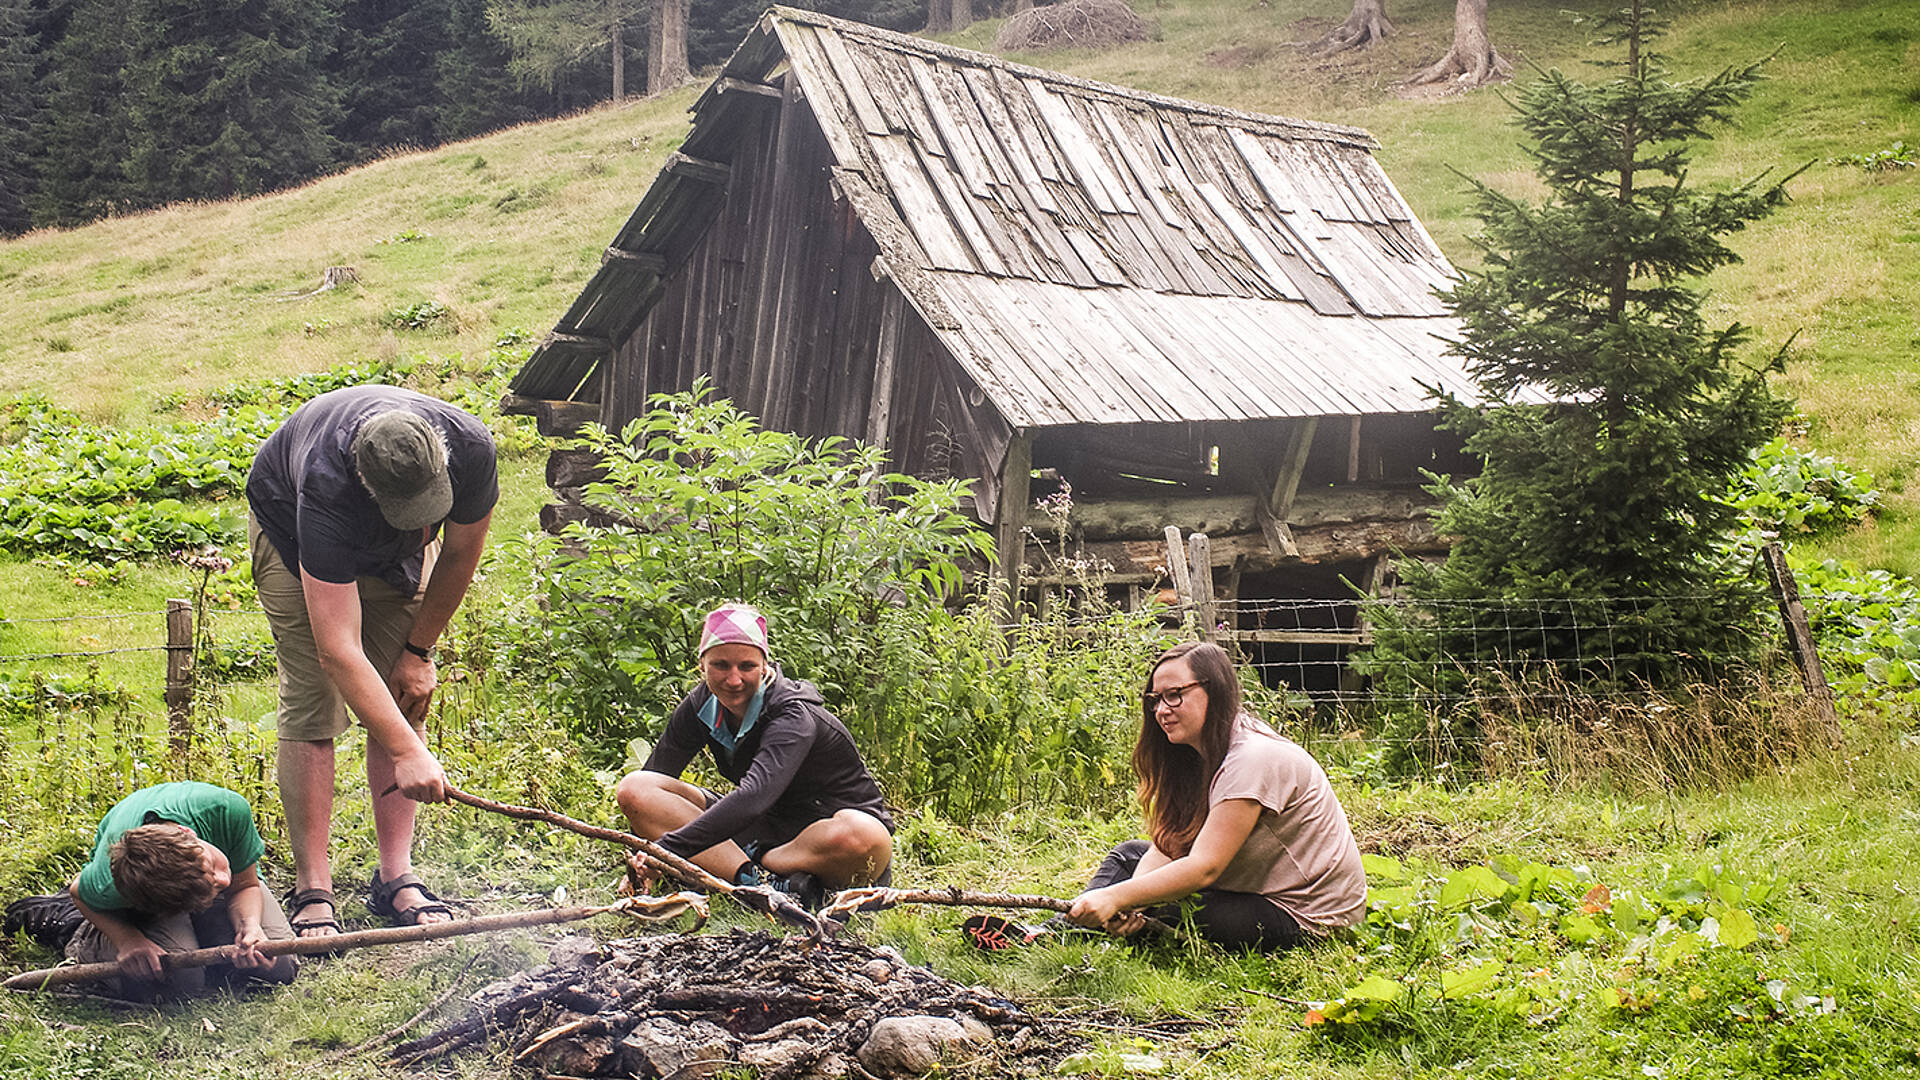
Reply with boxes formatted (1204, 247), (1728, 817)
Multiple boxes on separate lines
(352, 410), (453, 531)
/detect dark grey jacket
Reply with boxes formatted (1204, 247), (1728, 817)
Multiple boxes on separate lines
(646, 670), (892, 858)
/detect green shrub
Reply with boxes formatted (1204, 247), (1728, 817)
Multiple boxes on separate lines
(485, 386), (990, 755)
(383, 299), (451, 331)
(1827, 140), (1915, 172)
(1730, 437), (1878, 537)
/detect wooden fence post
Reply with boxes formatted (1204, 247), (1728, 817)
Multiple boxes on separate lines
(1164, 525), (1193, 632)
(165, 598), (195, 756)
(1188, 532), (1215, 644)
(1760, 543), (1837, 724)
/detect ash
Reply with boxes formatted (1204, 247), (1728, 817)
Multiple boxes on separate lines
(392, 929), (1074, 1078)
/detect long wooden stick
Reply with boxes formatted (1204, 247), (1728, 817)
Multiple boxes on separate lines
(441, 784), (823, 937)
(823, 886), (1175, 936)
(4, 893), (704, 992)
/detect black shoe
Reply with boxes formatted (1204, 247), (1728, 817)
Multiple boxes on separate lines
(961, 913), (1051, 951)
(4, 893), (84, 951)
(734, 862), (828, 911)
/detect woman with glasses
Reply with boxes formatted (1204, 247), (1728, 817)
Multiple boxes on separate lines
(1064, 641), (1367, 950)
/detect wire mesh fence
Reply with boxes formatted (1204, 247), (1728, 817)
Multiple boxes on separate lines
(1214, 593), (1792, 711)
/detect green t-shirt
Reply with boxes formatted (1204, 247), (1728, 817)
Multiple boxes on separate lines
(74, 782), (265, 913)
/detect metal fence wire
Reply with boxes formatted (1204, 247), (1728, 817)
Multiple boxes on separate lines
(1212, 593), (1791, 709)
(0, 584), (1859, 718)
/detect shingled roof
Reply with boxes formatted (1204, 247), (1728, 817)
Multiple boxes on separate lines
(511, 6), (1478, 429)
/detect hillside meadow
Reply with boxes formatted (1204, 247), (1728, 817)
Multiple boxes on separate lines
(2, 1), (1919, 1078)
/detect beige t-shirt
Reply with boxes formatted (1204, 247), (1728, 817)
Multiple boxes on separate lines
(1208, 715), (1368, 932)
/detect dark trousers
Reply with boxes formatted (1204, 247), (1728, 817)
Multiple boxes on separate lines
(1090, 839), (1308, 952)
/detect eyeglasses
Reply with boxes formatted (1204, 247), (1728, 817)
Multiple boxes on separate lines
(1143, 681), (1203, 712)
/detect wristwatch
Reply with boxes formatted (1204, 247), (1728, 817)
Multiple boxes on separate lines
(403, 641), (434, 661)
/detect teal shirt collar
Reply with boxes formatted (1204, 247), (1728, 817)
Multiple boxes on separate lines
(698, 677), (768, 758)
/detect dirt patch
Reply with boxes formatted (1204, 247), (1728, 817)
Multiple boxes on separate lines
(1355, 811), (1480, 862)
(995, 0), (1150, 52)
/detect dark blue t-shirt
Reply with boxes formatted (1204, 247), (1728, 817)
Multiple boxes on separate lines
(246, 387), (498, 594)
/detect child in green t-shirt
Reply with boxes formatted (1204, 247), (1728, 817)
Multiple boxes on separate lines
(61, 782), (298, 996)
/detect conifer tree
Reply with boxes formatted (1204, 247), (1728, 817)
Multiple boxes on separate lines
(0, 0), (42, 234)
(333, 0), (453, 159)
(1372, 2), (1799, 722)
(118, 0), (343, 204)
(28, 0), (140, 227)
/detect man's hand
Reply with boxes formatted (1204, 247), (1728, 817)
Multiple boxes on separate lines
(229, 924), (272, 970)
(115, 935), (168, 982)
(389, 650), (437, 725)
(390, 746), (448, 803)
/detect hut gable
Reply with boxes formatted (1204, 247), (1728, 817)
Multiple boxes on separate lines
(509, 7), (1501, 664)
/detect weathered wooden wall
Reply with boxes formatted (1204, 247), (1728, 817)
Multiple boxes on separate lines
(601, 74), (1012, 513)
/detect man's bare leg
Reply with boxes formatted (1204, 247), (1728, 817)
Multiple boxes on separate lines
(367, 727), (451, 924)
(279, 737), (338, 937)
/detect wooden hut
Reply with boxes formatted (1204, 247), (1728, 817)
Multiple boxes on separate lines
(506, 8), (1496, 693)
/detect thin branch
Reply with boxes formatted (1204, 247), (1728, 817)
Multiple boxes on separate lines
(318, 954), (479, 1065)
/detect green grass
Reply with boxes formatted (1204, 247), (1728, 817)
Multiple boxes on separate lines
(3, 1), (1920, 1076)
(5, 738), (1920, 1078)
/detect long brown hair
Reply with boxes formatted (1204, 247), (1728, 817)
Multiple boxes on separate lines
(1133, 641), (1242, 858)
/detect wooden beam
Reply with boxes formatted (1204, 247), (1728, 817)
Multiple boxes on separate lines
(715, 75), (782, 99)
(664, 151), (732, 186)
(1256, 417), (1318, 560)
(1070, 485), (1436, 542)
(546, 448), (608, 489)
(1225, 629), (1372, 646)
(995, 433), (1034, 618)
(602, 247), (667, 272)
(1347, 415), (1363, 483)
(1761, 542), (1838, 726)
(866, 289), (904, 450)
(546, 331), (613, 349)
(1269, 417), (1319, 519)
(498, 394), (603, 439)
(1188, 532), (1215, 643)
(1164, 525), (1193, 607)
(1074, 517), (1445, 578)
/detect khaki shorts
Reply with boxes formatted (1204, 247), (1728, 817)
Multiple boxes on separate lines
(250, 516), (435, 742)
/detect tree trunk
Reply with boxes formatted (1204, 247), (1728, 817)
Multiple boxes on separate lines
(950, 0), (972, 31)
(1314, 0), (1393, 56)
(926, 0), (951, 33)
(610, 16), (624, 101)
(1008, 0), (1032, 13)
(646, 0), (689, 95)
(1407, 0), (1511, 88)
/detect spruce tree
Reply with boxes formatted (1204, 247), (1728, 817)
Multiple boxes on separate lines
(28, 0), (140, 227)
(1372, 2), (1798, 725)
(334, 0), (453, 159)
(119, 0), (343, 205)
(0, 0), (42, 234)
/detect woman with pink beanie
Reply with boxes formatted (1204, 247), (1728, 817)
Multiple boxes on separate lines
(614, 604), (893, 908)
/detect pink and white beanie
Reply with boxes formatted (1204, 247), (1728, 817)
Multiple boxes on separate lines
(698, 603), (770, 658)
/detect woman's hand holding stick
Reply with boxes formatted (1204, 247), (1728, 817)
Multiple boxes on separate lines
(823, 886), (1175, 937)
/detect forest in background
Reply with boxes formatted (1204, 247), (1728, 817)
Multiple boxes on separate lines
(0, 0), (924, 235)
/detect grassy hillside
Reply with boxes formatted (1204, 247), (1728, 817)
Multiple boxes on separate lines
(2, 0), (1915, 572)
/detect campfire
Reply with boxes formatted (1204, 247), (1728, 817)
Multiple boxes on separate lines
(392, 929), (1075, 1078)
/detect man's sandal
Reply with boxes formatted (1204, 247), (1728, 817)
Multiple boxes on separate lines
(286, 887), (345, 956)
(367, 871), (454, 927)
